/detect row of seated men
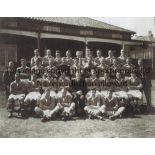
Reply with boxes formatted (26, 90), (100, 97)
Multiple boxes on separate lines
(3, 48), (151, 122)
(7, 71), (143, 122)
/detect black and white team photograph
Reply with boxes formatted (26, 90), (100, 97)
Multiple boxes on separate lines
(0, 17), (155, 137)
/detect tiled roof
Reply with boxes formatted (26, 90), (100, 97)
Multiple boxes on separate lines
(28, 17), (135, 34)
(132, 35), (155, 42)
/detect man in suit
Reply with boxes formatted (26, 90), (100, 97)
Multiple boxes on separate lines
(70, 72), (87, 116)
(137, 59), (151, 108)
(2, 61), (16, 98)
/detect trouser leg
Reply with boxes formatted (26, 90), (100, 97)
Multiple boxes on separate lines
(5, 85), (10, 99)
(69, 102), (76, 116)
(49, 103), (63, 118)
(144, 88), (151, 107)
(84, 106), (103, 120)
(113, 107), (125, 118)
(7, 98), (15, 113)
(34, 106), (43, 117)
(99, 105), (106, 115)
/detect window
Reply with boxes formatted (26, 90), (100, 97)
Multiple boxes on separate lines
(0, 44), (17, 71)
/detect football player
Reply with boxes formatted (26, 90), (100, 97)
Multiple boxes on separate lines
(84, 89), (104, 120)
(17, 59), (30, 81)
(35, 88), (57, 122)
(31, 49), (42, 67)
(42, 49), (54, 67)
(7, 73), (26, 118)
(102, 90), (126, 120)
(55, 87), (76, 121)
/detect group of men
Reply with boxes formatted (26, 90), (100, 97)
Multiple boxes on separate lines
(2, 48), (151, 122)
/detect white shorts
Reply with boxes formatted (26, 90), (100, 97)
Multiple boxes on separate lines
(21, 79), (30, 83)
(142, 91), (147, 103)
(128, 90), (142, 99)
(43, 109), (54, 118)
(56, 91), (72, 99)
(62, 107), (75, 116)
(25, 92), (41, 101)
(57, 102), (75, 116)
(86, 90), (101, 98)
(113, 91), (128, 99)
(84, 105), (101, 115)
(100, 90), (108, 97)
(50, 90), (57, 98)
(8, 94), (25, 101)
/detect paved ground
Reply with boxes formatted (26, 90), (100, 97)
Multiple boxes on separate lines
(0, 86), (155, 138)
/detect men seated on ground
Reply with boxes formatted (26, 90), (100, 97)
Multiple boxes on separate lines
(42, 49), (54, 67)
(84, 89), (104, 120)
(34, 88), (57, 122)
(7, 73), (26, 118)
(31, 49), (42, 67)
(102, 90), (126, 120)
(127, 72), (143, 112)
(17, 59), (30, 81)
(24, 74), (42, 111)
(55, 87), (76, 121)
